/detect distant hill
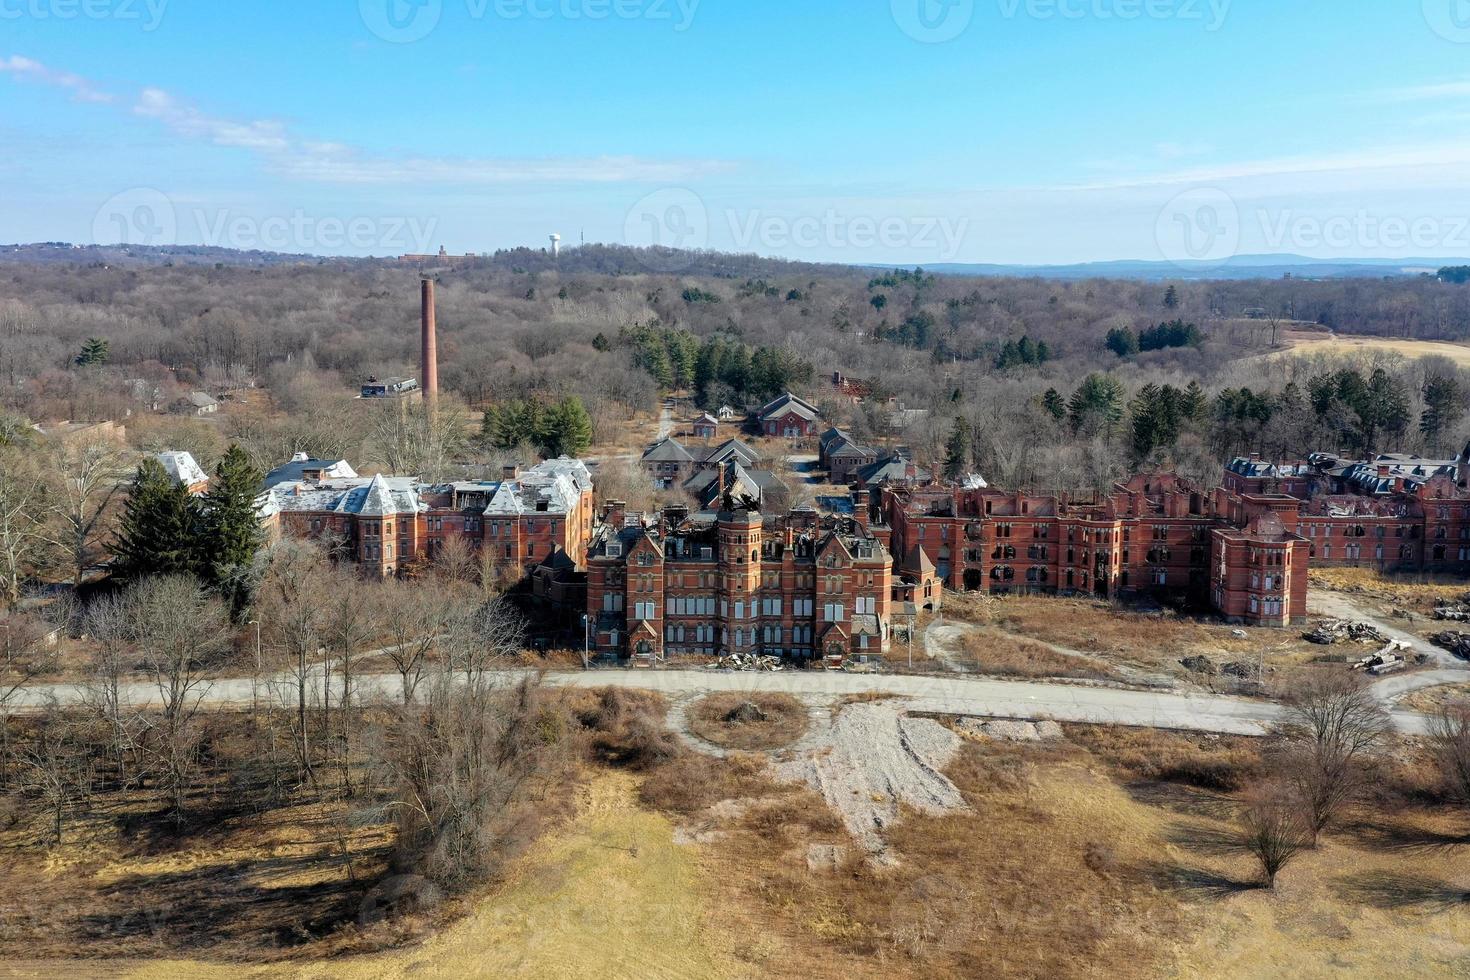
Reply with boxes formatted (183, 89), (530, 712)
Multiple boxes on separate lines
(0, 242), (337, 267)
(903, 254), (1466, 281)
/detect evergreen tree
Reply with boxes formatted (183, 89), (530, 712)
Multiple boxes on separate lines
(76, 337), (110, 367)
(1105, 327), (1139, 358)
(943, 416), (973, 481)
(591, 332), (611, 352)
(202, 445), (264, 616)
(1180, 380), (1209, 424)
(1035, 339), (1052, 363)
(1041, 388), (1067, 422)
(1421, 374), (1464, 454)
(538, 397), (594, 458)
(1068, 374), (1125, 435)
(112, 458), (202, 582)
(1164, 285), (1179, 309)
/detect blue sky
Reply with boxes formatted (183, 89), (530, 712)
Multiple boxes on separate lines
(6, 0), (1470, 263)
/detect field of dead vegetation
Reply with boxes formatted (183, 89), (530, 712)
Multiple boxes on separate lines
(942, 593), (1326, 685)
(7, 691), (1470, 979)
(1275, 328), (1470, 367)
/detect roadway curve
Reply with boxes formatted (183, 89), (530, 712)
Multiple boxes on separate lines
(10, 667), (1436, 737)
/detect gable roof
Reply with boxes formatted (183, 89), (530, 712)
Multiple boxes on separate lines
(642, 437), (696, 464)
(700, 438), (761, 466)
(756, 392), (821, 423)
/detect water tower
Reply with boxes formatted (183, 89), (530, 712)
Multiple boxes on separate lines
(549, 233), (561, 257)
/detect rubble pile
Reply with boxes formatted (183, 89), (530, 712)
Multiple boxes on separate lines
(707, 652), (783, 672)
(1350, 640), (1412, 676)
(1431, 631), (1470, 661)
(1434, 604), (1470, 622)
(1303, 620), (1387, 645)
(724, 701), (769, 724)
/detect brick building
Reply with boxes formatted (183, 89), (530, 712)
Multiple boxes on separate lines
(754, 392), (822, 439)
(261, 457), (596, 578)
(585, 495), (893, 665)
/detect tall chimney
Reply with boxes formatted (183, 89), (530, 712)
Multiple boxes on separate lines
(420, 277), (439, 406)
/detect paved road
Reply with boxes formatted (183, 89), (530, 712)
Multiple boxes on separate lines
(9, 666), (1437, 737)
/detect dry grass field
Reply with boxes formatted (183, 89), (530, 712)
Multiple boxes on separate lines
(945, 594), (1325, 681)
(1275, 328), (1470, 368)
(6, 696), (1470, 978)
(686, 692), (809, 751)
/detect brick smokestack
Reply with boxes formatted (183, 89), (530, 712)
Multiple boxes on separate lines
(420, 277), (439, 405)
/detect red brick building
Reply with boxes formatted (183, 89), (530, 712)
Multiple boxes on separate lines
(261, 457), (596, 578)
(585, 499), (893, 665)
(755, 392), (822, 439)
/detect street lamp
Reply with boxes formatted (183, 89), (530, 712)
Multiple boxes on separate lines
(246, 619), (261, 722)
(581, 613), (591, 670)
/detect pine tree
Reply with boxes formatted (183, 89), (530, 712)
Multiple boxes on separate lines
(1041, 388), (1067, 422)
(943, 416), (973, 481)
(1421, 374), (1463, 454)
(1164, 285), (1179, 309)
(76, 337), (109, 367)
(1105, 327), (1139, 358)
(538, 397), (594, 458)
(112, 458), (202, 582)
(1180, 380), (1208, 423)
(203, 445), (264, 614)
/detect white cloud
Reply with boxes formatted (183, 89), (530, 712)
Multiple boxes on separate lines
(1, 54), (731, 185)
(0, 55), (114, 104)
(1368, 79), (1470, 103)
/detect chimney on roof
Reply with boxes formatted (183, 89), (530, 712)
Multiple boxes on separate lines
(603, 499), (626, 528)
(502, 463), (519, 480)
(420, 278), (439, 408)
(292, 451), (309, 462)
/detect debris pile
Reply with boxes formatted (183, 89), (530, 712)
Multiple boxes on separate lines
(1179, 655), (1216, 675)
(1434, 603), (1470, 622)
(1350, 640), (1413, 676)
(707, 652), (783, 672)
(1431, 631), (1470, 661)
(1303, 620), (1387, 645)
(955, 718), (1065, 742)
(724, 701), (769, 724)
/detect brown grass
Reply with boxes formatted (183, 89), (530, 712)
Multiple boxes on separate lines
(1066, 724), (1264, 792)
(950, 594), (1322, 678)
(950, 626), (1118, 681)
(687, 692), (808, 751)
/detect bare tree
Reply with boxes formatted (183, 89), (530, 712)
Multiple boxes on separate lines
(380, 580), (450, 704)
(1278, 673), (1391, 844)
(432, 533), (478, 587)
(369, 399), (468, 480)
(442, 594), (525, 684)
(82, 594), (136, 785)
(47, 438), (123, 588)
(0, 453), (51, 609)
(0, 613), (61, 780)
(1429, 702), (1470, 813)
(126, 576), (228, 823)
(379, 669), (567, 892)
(257, 540), (332, 786)
(19, 706), (93, 845)
(1242, 783), (1311, 889)
(322, 573), (381, 795)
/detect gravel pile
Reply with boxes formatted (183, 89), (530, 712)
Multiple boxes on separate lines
(775, 701), (965, 858)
